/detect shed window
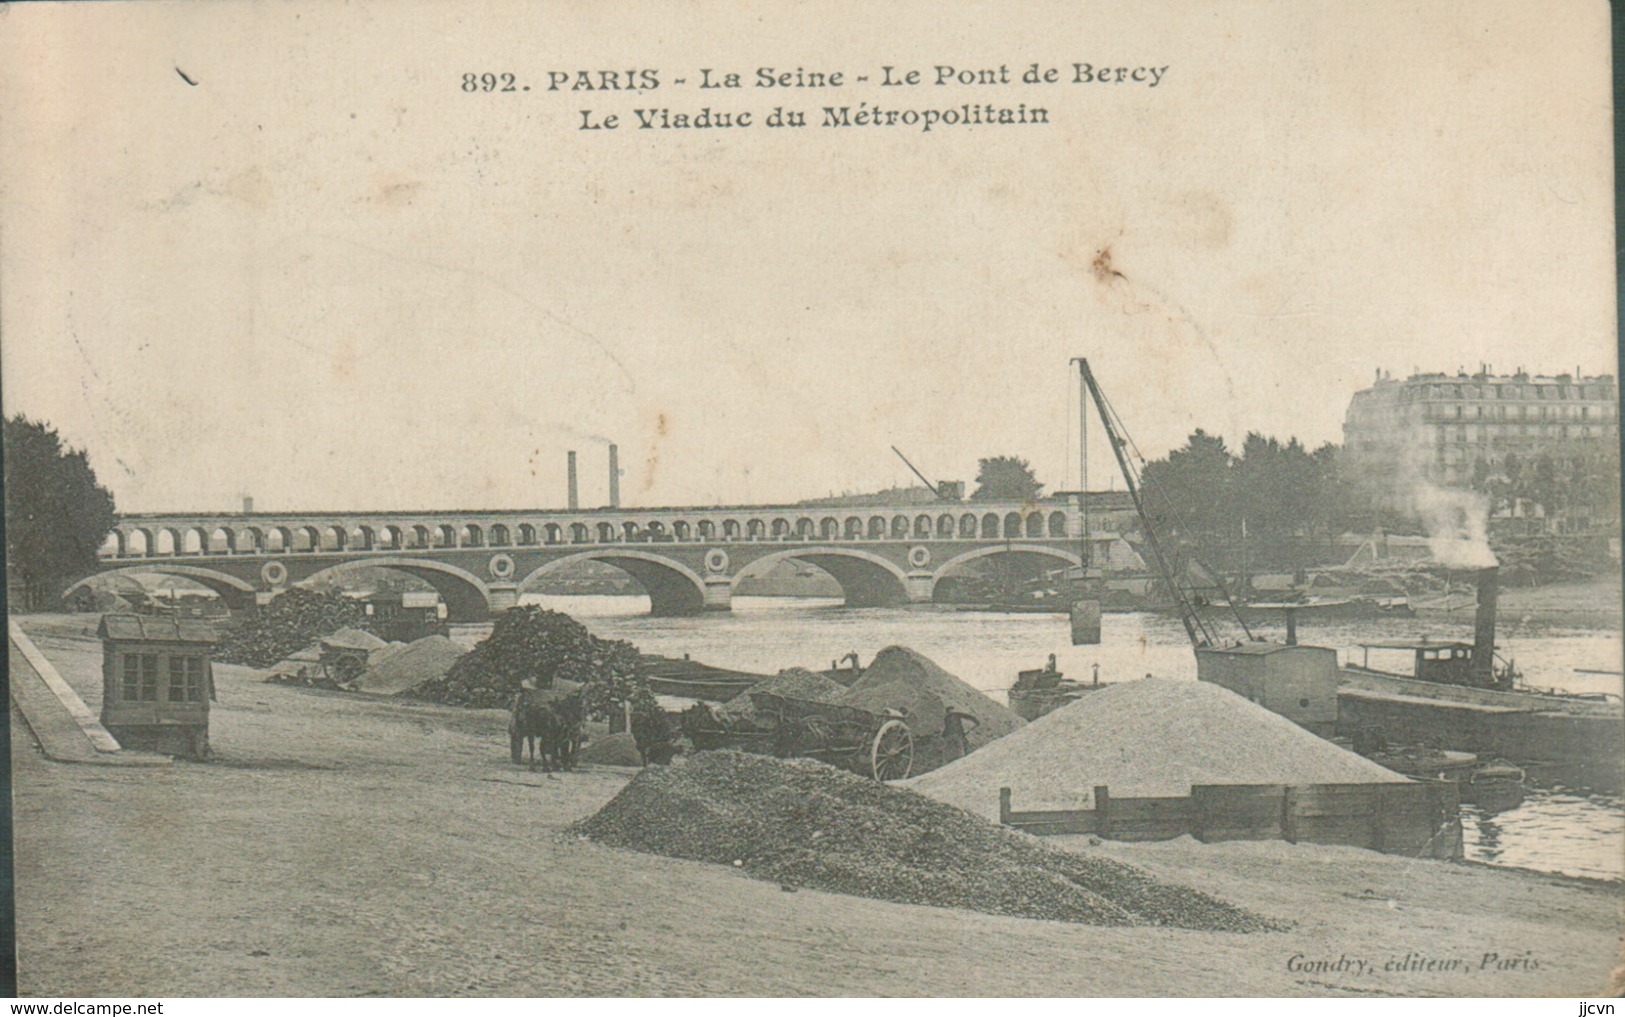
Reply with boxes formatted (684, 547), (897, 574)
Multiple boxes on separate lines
(122, 654), (159, 701)
(167, 656), (205, 703)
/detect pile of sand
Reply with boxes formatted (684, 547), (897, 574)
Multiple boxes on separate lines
(908, 678), (1410, 819)
(320, 627), (389, 653)
(717, 667), (848, 720)
(350, 635), (468, 695)
(839, 646), (1023, 750)
(573, 751), (1277, 932)
(261, 643), (327, 684)
(579, 731), (644, 767)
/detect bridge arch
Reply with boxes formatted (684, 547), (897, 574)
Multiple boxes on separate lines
(63, 564), (258, 611)
(733, 547), (910, 608)
(934, 543), (1082, 590)
(304, 557), (493, 622)
(518, 550), (707, 617)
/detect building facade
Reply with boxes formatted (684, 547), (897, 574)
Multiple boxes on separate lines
(1342, 369), (1619, 528)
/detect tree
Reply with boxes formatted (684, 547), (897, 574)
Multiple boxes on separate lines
(1140, 429), (1234, 545)
(971, 456), (1044, 502)
(4, 415), (117, 610)
(1139, 429), (1346, 577)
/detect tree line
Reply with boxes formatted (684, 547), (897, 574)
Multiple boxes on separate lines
(1137, 431), (1349, 577)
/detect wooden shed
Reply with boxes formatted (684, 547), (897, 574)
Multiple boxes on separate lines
(98, 614), (217, 759)
(1195, 641), (1339, 736)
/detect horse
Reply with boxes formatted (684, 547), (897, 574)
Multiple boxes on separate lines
(631, 704), (679, 766)
(509, 688), (550, 770)
(537, 690), (585, 772)
(509, 685), (587, 772)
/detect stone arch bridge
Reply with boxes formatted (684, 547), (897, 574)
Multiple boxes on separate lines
(72, 500), (1139, 621)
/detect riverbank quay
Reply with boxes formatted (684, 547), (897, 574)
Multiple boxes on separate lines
(10, 614), (1619, 996)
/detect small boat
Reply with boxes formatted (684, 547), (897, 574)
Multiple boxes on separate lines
(1462, 760), (1527, 812)
(637, 654), (769, 702)
(1362, 744), (1480, 782)
(1006, 656), (1111, 721)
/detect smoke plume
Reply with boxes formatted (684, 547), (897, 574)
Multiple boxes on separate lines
(1413, 482), (1498, 569)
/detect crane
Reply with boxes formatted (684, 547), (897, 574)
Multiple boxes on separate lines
(1073, 357), (1252, 649)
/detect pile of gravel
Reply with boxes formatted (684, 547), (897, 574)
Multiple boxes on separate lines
(908, 678), (1410, 819)
(572, 750), (1278, 932)
(717, 668), (847, 720)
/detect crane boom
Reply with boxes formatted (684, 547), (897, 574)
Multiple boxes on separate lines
(890, 446), (939, 494)
(1074, 358), (1218, 648)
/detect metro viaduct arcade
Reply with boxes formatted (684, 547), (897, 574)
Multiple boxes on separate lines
(72, 501), (1133, 621)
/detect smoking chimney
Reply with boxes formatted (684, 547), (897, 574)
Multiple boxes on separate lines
(1472, 566), (1499, 686)
(608, 444), (620, 509)
(567, 451), (579, 510)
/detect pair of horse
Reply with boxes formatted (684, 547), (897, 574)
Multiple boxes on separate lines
(509, 685), (585, 772)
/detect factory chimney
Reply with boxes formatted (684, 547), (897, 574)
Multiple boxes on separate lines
(1472, 566), (1499, 687)
(608, 444), (620, 509)
(242, 495), (254, 515)
(567, 451), (579, 510)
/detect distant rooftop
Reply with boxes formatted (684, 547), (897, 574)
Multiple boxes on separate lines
(1366, 367), (1615, 387)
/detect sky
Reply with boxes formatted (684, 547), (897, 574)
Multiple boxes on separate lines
(0, 0), (1615, 514)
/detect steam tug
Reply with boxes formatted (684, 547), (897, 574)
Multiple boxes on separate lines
(1337, 565), (1623, 790)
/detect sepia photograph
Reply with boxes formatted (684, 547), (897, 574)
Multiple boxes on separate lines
(0, 0), (1620, 999)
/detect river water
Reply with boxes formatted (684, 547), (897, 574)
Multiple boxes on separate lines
(455, 594), (1624, 881)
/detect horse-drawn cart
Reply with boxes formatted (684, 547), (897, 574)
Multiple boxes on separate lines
(681, 690), (916, 781)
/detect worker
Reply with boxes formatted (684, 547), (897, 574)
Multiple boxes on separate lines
(941, 708), (980, 762)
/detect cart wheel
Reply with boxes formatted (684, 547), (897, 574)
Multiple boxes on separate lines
(870, 719), (913, 781)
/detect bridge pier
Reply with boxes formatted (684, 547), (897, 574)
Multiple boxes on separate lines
(702, 575), (733, 612)
(905, 572), (936, 604)
(487, 583), (521, 613)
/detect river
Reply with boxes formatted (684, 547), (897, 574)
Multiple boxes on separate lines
(455, 593), (1624, 881)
